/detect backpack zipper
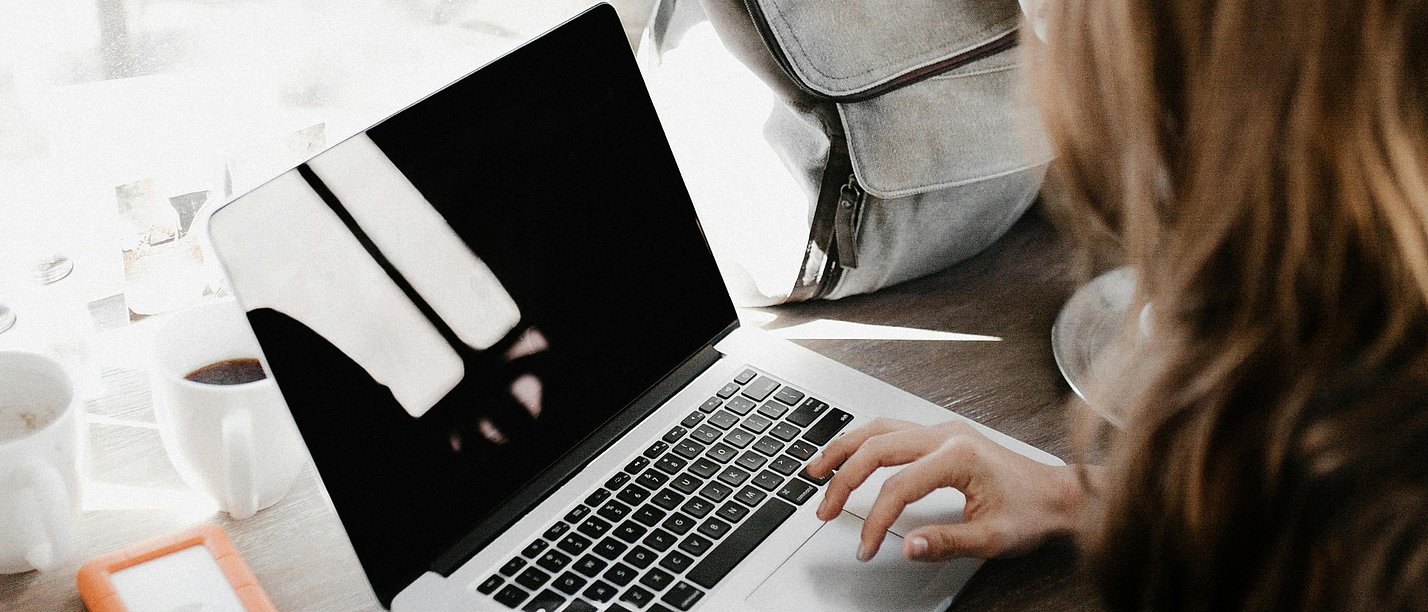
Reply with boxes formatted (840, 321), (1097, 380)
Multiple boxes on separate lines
(741, 0), (1019, 103)
(833, 174), (865, 270)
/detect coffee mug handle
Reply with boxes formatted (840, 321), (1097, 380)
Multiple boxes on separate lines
(18, 461), (72, 572)
(222, 409), (261, 520)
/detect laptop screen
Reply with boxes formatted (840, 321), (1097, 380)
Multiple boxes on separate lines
(216, 6), (736, 605)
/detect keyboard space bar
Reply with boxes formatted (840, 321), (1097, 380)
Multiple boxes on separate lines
(687, 499), (797, 589)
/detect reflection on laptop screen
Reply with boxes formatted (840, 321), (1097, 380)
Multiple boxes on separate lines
(218, 10), (736, 605)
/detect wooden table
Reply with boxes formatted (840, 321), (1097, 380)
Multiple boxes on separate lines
(1, 209), (1101, 611)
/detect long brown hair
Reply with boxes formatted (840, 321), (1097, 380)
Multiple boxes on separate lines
(1027, 1), (1428, 609)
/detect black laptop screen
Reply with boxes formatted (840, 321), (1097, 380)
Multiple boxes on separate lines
(231, 7), (736, 605)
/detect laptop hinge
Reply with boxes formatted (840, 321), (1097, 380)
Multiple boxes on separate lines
(430, 320), (739, 576)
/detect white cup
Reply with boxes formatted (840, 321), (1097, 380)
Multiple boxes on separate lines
(150, 299), (304, 520)
(0, 351), (81, 574)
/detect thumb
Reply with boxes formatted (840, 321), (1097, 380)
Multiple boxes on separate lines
(903, 522), (1000, 561)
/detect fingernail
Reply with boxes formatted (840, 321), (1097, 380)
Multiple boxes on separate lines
(908, 536), (928, 558)
(856, 544), (873, 562)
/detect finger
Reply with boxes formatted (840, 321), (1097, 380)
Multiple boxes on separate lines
(817, 426), (950, 521)
(902, 523), (999, 561)
(807, 417), (916, 477)
(857, 443), (975, 559)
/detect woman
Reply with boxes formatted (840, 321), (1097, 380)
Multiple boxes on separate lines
(807, 0), (1428, 609)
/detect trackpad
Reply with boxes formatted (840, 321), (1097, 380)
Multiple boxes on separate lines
(747, 512), (981, 611)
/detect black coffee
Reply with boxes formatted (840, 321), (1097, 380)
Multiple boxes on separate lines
(185, 357), (267, 385)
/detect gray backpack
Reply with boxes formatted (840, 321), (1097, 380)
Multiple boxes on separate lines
(678, 0), (1052, 302)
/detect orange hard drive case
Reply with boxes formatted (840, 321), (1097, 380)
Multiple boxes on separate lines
(76, 524), (276, 612)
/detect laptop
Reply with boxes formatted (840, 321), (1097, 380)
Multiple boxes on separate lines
(206, 5), (1060, 611)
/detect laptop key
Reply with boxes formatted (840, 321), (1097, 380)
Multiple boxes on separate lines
(681, 497), (714, 518)
(687, 500), (797, 589)
(735, 486), (768, 507)
(687, 457), (720, 479)
(616, 484), (651, 506)
(604, 562), (638, 585)
(717, 465), (750, 487)
(521, 589), (564, 612)
(661, 582), (705, 611)
(624, 546), (658, 569)
(640, 567), (675, 590)
(786, 398), (828, 427)
(705, 443), (737, 464)
(643, 442), (669, 459)
(777, 479), (818, 505)
(769, 455), (801, 476)
(537, 550), (572, 573)
(558, 534), (593, 555)
(662, 512), (696, 535)
(753, 470), (785, 491)
(583, 580), (618, 603)
(564, 600), (599, 612)
(605, 473), (631, 490)
(652, 489), (685, 511)
(660, 550), (695, 573)
(494, 584), (530, 608)
(773, 386), (804, 406)
(573, 555), (608, 577)
(621, 585), (657, 607)
(753, 436), (785, 457)
(633, 505), (667, 527)
(742, 377), (780, 402)
(501, 557), (528, 576)
(756, 401), (789, 420)
(515, 566), (551, 590)
(707, 410), (739, 430)
(552, 572), (587, 596)
(715, 383), (740, 399)
(697, 516), (732, 539)
(638, 470), (669, 490)
(723, 429), (755, 449)
(623, 457), (650, 475)
(644, 528), (678, 552)
(725, 396), (756, 415)
(654, 454), (688, 475)
(672, 440), (706, 460)
(670, 473), (701, 495)
(698, 397), (722, 413)
(599, 500), (632, 522)
(677, 533), (713, 556)
(585, 488), (611, 508)
(803, 409), (854, 445)
(689, 424), (722, 444)
(614, 521), (649, 543)
(698, 481), (733, 502)
(567, 505), (594, 523)
(770, 422), (800, 442)
(578, 517), (612, 539)
(741, 413), (773, 433)
(786, 440), (818, 461)
(594, 537), (629, 560)
(734, 369), (757, 385)
(716, 501), (749, 523)
(799, 467), (833, 486)
(736, 450), (768, 472)
(477, 574), (504, 594)
(522, 540), (551, 559)
(681, 412), (705, 428)
(543, 522), (572, 542)
(662, 426), (687, 443)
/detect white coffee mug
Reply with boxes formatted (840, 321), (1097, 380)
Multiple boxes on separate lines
(151, 299), (304, 520)
(0, 351), (81, 574)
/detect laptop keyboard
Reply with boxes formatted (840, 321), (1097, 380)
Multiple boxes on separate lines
(474, 367), (853, 611)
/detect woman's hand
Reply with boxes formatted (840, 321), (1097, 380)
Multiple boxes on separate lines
(805, 418), (1087, 562)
